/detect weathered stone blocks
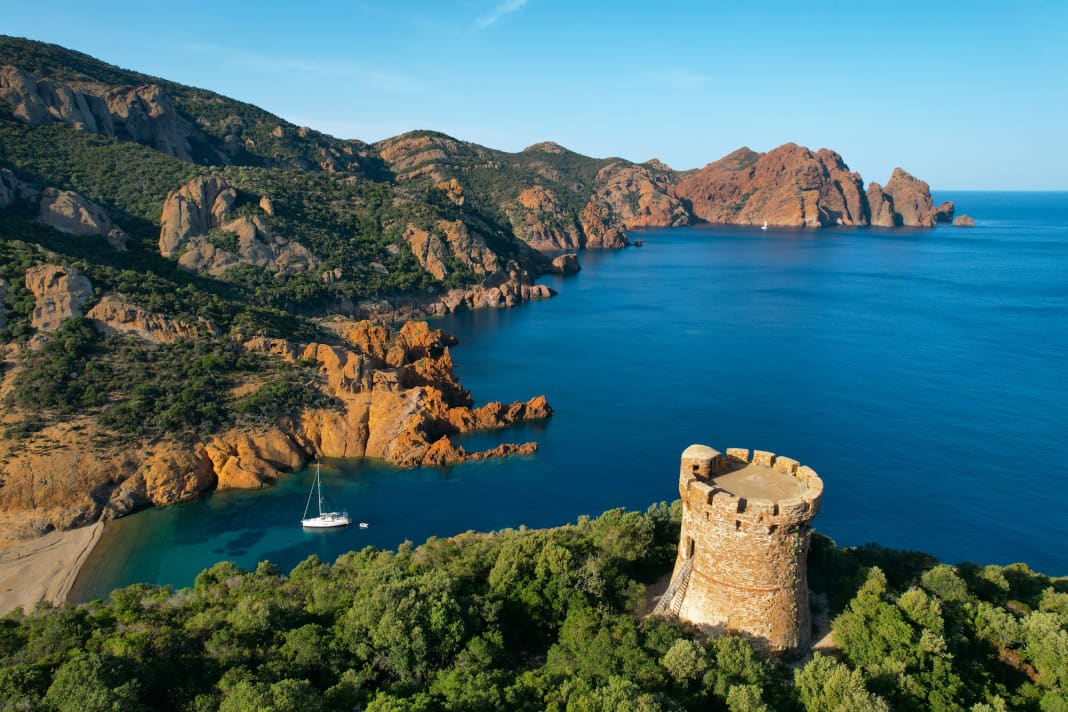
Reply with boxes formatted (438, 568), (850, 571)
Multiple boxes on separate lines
(667, 444), (824, 653)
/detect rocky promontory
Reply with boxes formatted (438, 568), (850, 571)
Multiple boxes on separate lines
(675, 144), (869, 227)
(0, 305), (552, 542)
(868, 168), (954, 227)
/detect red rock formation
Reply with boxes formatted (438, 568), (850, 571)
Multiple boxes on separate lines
(24, 264), (93, 333)
(591, 161), (690, 229)
(579, 200), (629, 248)
(953, 215), (975, 227)
(0, 64), (214, 163)
(883, 168), (939, 227)
(37, 188), (128, 250)
(0, 64), (113, 134)
(866, 181), (898, 227)
(86, 295), (218, 343)
(509, 186), (584, 250)
(934, 201), (956, 224)
(676, 143), (868, 227)
(549, 253), (581, 274)
(0, 317), (552, 541)
(159, 175), (319, 276)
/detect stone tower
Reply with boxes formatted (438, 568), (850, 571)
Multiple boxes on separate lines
(656, 445), (823, 652)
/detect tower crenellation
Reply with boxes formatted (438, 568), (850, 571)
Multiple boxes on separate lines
(660, 444), (824, 652)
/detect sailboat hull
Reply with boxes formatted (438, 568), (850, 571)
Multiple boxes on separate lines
(301, 511), (351, 528)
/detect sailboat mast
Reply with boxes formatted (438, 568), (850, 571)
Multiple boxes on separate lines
(317, 461), (323, 516)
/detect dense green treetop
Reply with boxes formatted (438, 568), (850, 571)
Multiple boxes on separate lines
(0, 505), (1065, 711)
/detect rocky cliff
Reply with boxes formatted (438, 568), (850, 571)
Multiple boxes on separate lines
(2, 261), (555, 542)
(867, 168), (954, 227)
(0, 63), (215, 162)
(24, 264), (93, 333)
(675, 144), (869, 227)
(590, 161), (691, 229)
(0, 306), (552, 543)
(159, 175), (319, 277)
(508, 186), (585, 250)
(86, 295), (218, 343)
(38, 188), (128, 250)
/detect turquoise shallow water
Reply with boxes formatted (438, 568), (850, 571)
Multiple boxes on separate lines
(71, 191), (1068, 600)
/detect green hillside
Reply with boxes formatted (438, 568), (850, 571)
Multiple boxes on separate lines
(0, 506), (1065, 711)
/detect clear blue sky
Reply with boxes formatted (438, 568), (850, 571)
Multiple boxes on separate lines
(6, 0), (1067, 189)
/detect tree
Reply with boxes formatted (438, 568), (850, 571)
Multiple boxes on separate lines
(43, 650), (147, 712)
(794, 653), (890, 712)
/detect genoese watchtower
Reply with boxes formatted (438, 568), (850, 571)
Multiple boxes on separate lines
(655, 445), (823, 652)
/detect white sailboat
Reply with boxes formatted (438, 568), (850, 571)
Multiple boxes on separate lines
(761, 220), (768, 230)
(301, 461), (351, 528)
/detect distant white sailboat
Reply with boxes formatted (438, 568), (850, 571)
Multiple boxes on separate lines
(761, 220), (768, 230)
(301, 461), (350, 528)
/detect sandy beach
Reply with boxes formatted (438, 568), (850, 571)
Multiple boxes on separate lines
(0, 522), (104, 615)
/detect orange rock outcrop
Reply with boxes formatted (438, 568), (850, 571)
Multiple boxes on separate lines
(0, 317), (552, 543)
(676, 144), (869, 227)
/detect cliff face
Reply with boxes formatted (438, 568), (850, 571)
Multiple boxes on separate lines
(591, 162), (690, 229)
(867, 169), (954, 227)
(0, 171), (127, 250)
(158, 175), (320, 277)
(0, 64), (216, 163)
(24, 264), (93, 333)
(675, 144), (869, 227)
(38, 188), (128, 250)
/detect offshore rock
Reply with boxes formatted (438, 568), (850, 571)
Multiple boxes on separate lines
(934, 201), (956, 224)
(24, 264), (93, 333)
(883, 168), (939, 227)
(549, 253), (581, 274)
(37, 188), (128, 250)
(953, 214), (975, 227)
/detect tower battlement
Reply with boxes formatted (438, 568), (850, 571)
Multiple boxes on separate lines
(680, 445), (822, 532)
(664, 444), (824, 652)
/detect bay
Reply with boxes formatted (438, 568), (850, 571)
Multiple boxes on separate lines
(71, 191), (1068, 601)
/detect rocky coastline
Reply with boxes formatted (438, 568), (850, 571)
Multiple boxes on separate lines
(0, 37), (969, 613)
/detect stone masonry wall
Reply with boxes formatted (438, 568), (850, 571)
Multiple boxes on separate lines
(669, 445), (823, 653)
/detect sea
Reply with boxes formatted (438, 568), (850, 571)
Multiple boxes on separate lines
(70, 191), (1068, 602)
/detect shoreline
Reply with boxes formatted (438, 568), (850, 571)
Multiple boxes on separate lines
(0, 521), (104, 615)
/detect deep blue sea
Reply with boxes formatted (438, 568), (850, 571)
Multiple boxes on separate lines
(71, 191), (1068, 601)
